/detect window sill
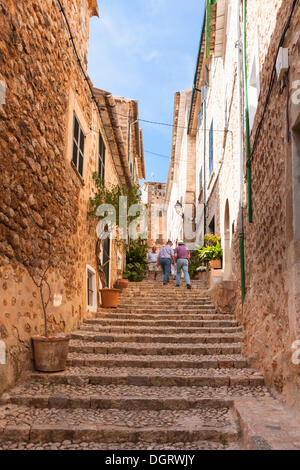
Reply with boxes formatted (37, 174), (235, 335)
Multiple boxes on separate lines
(71, 161), (85, 187)
(207, 171), (215, 191)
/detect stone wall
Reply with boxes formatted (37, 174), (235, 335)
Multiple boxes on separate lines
(0, 0), (123, 394)
(232, 0), (300, 409)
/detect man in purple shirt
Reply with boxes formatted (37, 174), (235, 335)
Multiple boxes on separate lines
(157, 240), (174, 285)
(174, 240), (192, 289)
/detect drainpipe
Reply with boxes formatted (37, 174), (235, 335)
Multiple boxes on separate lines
(243, 0), (253, 223)
(236, 0), (246, 304)
(203, 95), (207, 238)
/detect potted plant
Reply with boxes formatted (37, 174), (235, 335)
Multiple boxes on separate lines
(197, 235), (223, 270)
(195, 265), (208, 279)
(114, 269), (129, 291)
(100, 287), (121, 307)
(28, 254), (71, 372)
(123, 238), (149, 282)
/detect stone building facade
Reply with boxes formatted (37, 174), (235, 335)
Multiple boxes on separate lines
(165, 89), (197, 247)
(0, 0), (145, 394)
(234, 0), (300, 408)
(141, 182), (167, 248)
(166, 0), (300, 409)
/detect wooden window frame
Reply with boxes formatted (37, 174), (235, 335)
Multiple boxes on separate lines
(98, 132), (106, 182)
(72, 114), (85, 177)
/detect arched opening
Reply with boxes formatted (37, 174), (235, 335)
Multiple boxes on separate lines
(224, 199), (232, 279)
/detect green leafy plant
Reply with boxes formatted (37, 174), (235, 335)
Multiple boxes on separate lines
(197, 242), (223, 263)
(89, 173), (140, 225)
(188, 250), (206, 279)
(204, 234), (221, 247)
(88, 174), (140, 287)
(123, 238), (149, 282)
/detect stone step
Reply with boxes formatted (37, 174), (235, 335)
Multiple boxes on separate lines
(2, 387), (234, 410)
(1, 382), (271, 404)
(0, 440), (240, 450)
(81, 323), (243, 335)
(118, 300), (215, 305)
(98, 314), (236, 323)
(69, 340), (244, 356)
(71, 331), (243, 344)
(66, 353), (248, 369)
(110, 308), (217, 314)
(117, 304), (216, 310)
(0, 406), (239, 444)
(122, 293), (211, 298)
(29, 366), (265, 387)
(87, 318), (238, 327)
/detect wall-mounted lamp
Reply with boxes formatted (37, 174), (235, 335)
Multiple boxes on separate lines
(175, 200), (183, 216)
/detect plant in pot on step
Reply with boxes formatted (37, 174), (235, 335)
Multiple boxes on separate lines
(122, 238), (149, 282)
(27, 253), (71, 373)
(114, 269), (129, 292)
(197, 235), (223, 270)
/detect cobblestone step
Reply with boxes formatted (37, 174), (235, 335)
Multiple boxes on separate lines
(72, 331), (243, 344)
(88, 318), (238, 327)
(0, 407), (239, 444)
(69, 340), (244, 355)
(2, 390), (234, 410)
(118, 301), (215, 306)
(98, 314), (236, 323)
(67, 352), (248, 368)
(0, 439), (240, 450)
(29, 366), (264, 387)
(1, 383), (270, 403)
(99, 309), (218, 315)
(81, 323), (243, 335)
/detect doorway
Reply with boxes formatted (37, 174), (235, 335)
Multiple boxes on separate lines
(102, 236), (111, 288)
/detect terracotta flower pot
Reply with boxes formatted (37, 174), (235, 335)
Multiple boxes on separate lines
(209, 259), (222, 270)
(32, 335), (71, 372)
(114, 279), (129, 291)
(101, 288), (120, 308)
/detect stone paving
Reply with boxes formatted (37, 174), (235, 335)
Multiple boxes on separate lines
(0, 280), (297, 450)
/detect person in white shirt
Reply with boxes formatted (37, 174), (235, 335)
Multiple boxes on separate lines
(147, 246), (159, 280)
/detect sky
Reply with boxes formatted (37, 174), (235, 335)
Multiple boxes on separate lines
(88, 0), (205, 184)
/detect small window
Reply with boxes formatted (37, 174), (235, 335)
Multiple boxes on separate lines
(98, 132), (106, 181)
(208, 216), (215, 235)
(209, 120), (214, 177)
(205, 65), (209, 86)
(72, 114), (85, 177)
(199, 168), (203, 191)
(198, 105), (204, 130)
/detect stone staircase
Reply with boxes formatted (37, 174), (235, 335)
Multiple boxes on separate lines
(0, 280), (273, 450)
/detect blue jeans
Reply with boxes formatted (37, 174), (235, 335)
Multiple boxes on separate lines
(160, 258), (171, 284)
(176, 259), (191, 286)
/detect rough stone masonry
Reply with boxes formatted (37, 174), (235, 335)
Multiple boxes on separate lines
(0, 0), (103, 394)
